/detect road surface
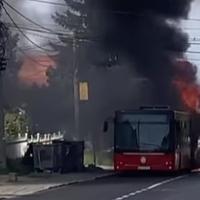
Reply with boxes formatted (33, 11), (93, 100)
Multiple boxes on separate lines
(14, 172), (200, 200)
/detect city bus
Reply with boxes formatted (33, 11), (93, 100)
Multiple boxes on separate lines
(104, 106), (196, 172)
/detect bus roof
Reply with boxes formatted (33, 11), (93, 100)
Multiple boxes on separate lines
(115, 109), (190, 116)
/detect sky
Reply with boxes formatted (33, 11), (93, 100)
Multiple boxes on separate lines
(4, 0), (66, 54)
(183, 0), (200, 78)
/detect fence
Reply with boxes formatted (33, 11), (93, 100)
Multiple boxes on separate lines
(6, 132), (64, 160)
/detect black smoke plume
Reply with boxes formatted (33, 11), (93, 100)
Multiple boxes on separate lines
(88, 0), (193, 107)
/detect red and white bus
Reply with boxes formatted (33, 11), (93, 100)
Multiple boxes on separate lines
(105, 106), (197, 172)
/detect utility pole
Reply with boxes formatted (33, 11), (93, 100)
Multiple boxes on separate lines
(0, 0), (7, 168)
(72, 37), (80, 140)
(0, 58), (6, 169)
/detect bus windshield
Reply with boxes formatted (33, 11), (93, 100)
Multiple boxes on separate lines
(115, 114), (170, 152)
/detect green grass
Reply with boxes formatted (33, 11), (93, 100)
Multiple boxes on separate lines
(84, 150), (95, 166)
(84, 150), (113, 167)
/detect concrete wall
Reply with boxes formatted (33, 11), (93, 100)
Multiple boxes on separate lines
(6, 132), (64, 160)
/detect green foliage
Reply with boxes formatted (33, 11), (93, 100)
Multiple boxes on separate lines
(4, 107), (29, 137)
(52, 0), (87, 33)
(50, 0), (91, 86)
(0, 1), (7, 59)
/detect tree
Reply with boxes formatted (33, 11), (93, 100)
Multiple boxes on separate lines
(0, 0), (8, 168)
(51, 1), (87, 138)
(3, 33), (23, 108)
(53, 0), (117, 68)
(4, 106), (29, 138)
(53, 0), (87, 33)
(0, 0), (7, 64)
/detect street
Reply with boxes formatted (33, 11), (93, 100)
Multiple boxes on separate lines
(13, 172), (200, 200)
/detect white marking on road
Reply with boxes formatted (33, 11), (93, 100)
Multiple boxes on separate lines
(113, 175), (187, 200)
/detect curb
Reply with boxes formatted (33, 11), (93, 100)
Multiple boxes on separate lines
(48, 173), (115, 188)
(69, 173), (115, 185)
(37, 173), (115, 193)
(0, 173), (115, 199)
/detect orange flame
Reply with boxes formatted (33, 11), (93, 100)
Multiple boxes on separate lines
(18, 55), (56, 87)
(174, 59), (200, 113)
(175, 80), (200, 112)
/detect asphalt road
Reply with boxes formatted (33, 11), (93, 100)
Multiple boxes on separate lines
(14, 172), (200, 200)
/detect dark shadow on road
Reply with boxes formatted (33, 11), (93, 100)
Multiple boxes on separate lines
(116, 171), (187, 178)
(70, 173), (176, 187)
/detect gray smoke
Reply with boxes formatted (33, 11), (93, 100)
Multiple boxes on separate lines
(4, 0), (194, 137)
(88, 0), (193, 107)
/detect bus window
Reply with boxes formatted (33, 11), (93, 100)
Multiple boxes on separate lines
(176, 119), (190, 147)
(176, 120), (181, 147)
(176, 121), (181, 132)
(115, 121), (139, 151)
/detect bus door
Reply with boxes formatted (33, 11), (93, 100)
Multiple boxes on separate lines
(175, 119), (191, 170)
(175, 120), (181, 170)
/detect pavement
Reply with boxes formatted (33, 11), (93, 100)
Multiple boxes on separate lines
(0, 169), (113, 199)
(10, 171), (200, 200)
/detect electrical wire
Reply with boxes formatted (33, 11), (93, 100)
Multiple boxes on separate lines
(23, 32), (60, 42)
(3, 0), (62, 34)
(189, 42), (200, 45)
(6, 23), (72, 37)
(5, 1), (200, 57)
(186, 51), (200, 54)
(188, 58), (200, 62)
(3, 0), (78, 38)
(7, 0), (200, 23)
(3, 5), (56, 53)
(24, 0), (66, 7)
(7, 22), (200, 43)
(7, 23), (100, 44)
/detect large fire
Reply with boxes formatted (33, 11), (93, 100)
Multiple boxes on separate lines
(175, 81), (200, 112)
(18, 55), (56, 87)
(174, 59), (200, 113)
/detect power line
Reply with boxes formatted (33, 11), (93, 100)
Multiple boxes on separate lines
(189, 42), (200, 45)
(7, 23), (101, 44)
(24, 0), (66, 7)
(3, 0), (81, 38)
(3, 0), (65, 35)
(7, 23), (200, 41)
(3, 5), (55, 53)
(8, 22), (200, 53)
(183, 18), (200, 22)
(5, 3), (199, 49)
(19, 42), (59, 51)
(6, 22), (73, 38)
(7, 0), (200, 22)
(23, 31), (62, 42)
(186, 51), (200, 54)
(5, 21), (66, 32)
(188, 58), (200, 62)
(8, 0), (66, 7)
(183, 28), (200, 30)
(7, 0), (200, 23)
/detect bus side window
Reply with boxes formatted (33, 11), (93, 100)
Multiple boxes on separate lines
(176, 120), (181, 147)
(176, 121), (181, 132)
(181, 120), (190, 145)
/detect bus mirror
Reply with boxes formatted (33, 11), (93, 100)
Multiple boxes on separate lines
(103, 121), (109, 132)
